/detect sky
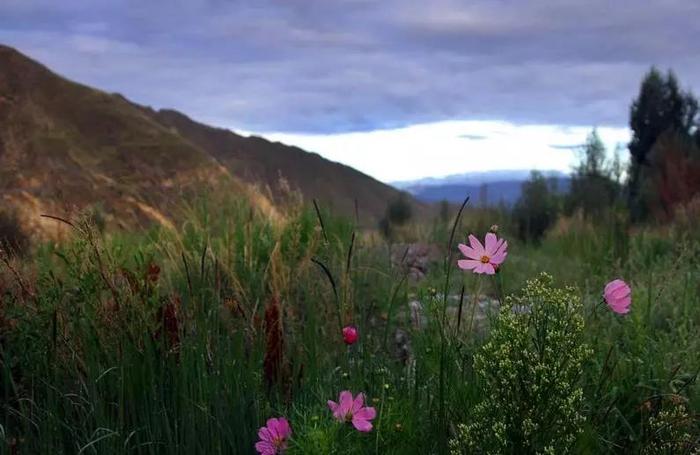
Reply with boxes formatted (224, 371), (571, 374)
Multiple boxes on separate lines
(1, 0), (698, 182)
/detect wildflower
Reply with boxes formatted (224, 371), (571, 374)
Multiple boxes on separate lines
(255, 417), (291, 454)
(328, 391), (376, 432)
(603, 279), (632, 314)
(458, 233), (508, 275)
(342, 325), (358, 345)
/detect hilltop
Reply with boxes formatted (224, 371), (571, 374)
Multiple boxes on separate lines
(0, 44), (419, 239)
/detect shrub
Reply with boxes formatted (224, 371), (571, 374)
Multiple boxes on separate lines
(642, 400), (699, 454)
(379, 193), (413, 240)
(386, 193), (413, 226)
(450, 273), (591, 454)
(0, 209), (29, 257)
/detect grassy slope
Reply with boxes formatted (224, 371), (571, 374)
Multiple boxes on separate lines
(0, 44), (424, 239)
(145, 108), (425, 226)
(0, 45), (249, 237)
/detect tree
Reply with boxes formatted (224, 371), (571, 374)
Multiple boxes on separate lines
(641, 131), (700, 220)
(629, 68), (698, 166)
(628, 68), (699, 220)
(513, 171), (560, 243)
(566, 129), (620, 218)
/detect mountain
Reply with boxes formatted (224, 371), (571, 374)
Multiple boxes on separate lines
(142, 108), (413, 224)
(0, 45), (416, 238)
(393, 170), (570, 205)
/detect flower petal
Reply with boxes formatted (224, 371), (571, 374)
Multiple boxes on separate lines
(485, 233), (498, 255)
(468, 234), (485, 257)
(604, 279), (626, 297)
(328, 400), (342, 420)
(458, 243), (480, 260)
(354, 406), (376, 421)
(338, 391), (353, 416)
(255, 441), (276, 455)
(327, 400), (338, 412)
(266, 418), (280, 439)
(352, 417), (374, 432)
(258, 427), (272, 443)
(490, 251), (507, 265)
(351, 393), (365, 414)
(458, 259), (481, 271)
(478, 262), (495, 275)
(276, 417), (291, 438)
(494, 239), (508, 257)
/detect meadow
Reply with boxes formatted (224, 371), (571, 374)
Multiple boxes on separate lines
(0, 195), (699, 454)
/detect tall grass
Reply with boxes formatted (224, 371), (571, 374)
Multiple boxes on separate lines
(0, 197), (698, 453)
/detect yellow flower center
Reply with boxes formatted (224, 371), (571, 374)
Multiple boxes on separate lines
(480, 255), (490, 264)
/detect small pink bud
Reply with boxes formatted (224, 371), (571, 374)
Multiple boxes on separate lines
(342, 326), (358, 345)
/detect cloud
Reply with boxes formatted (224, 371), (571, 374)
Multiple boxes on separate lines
(0, 0), (698, 135)
(549, 144), (584, 151)
(263, 120), (631, 182)
(459, 134), (488, 140)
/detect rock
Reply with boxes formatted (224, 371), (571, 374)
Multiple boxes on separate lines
(391, 243), (441, 282)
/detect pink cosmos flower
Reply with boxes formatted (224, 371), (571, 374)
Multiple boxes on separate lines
(327, 391), (376, 432)
(255, 417), (291, 454)
(342, 325), (358, 345)
(604, 279), (632, 314)
(457, 232), (508, 275)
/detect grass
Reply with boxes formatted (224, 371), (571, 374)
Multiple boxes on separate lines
(0, 197), (698, 453)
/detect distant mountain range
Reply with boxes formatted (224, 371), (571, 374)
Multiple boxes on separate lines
(0, 44), (424, 238)
(392, 170), (571, 205)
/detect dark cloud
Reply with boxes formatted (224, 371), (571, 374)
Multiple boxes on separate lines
(1, 0), (698, 133)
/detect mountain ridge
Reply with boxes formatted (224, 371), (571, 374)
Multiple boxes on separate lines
(0, 44), (418, 239)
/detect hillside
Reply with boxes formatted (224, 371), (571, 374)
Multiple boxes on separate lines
(144, 108), (416, 225)
(0, 45), (415, 238)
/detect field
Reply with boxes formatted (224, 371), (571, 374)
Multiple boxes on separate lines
(1, 196), (699, 454)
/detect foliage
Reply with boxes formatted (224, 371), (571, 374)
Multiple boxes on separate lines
(566, 130), (621, 218)
(628, 67), (700, 221)
(449, 274), (591, 454)
(0, 209), (29, 257)
(639, 132), (700, 220)
(379, 192), (414, 239)
(642, 400), (700, 454)
(0, 196), (699, 454)
(512, 171), (561, 243)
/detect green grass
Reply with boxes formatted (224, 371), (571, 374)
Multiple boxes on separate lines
(0, 198), (698, 453)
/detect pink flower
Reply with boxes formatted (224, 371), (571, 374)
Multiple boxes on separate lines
(255, 417), (291, 454)
(457, 232), (508, 275)
(342, 325), (358, 345)
(604, 279), (632, 314)
(327, 391), (376, 432)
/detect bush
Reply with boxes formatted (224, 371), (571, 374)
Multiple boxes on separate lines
(450, 274), (591, 454)
(379, 192), (414, 239)
(642, 400), (699, 454)
(386, 193), (413, 226)
(0, 209), (29, 257)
